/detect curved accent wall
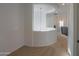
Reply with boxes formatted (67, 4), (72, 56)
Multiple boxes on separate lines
(24, 4), (57, 47)
(33, 28), (57, 47)
(32, 4), (57, 47)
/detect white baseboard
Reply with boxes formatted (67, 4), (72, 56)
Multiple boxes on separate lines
(0, 52), (11, 56)
(0, 45), (23, 56)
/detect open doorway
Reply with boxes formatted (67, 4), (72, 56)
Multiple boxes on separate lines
(46, 3), (69, 55)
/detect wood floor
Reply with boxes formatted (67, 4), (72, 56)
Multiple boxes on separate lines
(8, 34), (68, 56)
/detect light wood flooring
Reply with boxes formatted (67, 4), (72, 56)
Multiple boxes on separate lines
(8, 34), (68, 56)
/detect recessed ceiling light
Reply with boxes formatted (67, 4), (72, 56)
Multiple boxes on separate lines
(62, 3), (65, 5)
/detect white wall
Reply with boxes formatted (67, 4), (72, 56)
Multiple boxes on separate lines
(33, 30), (57, 47)
(33, 4), (57, 29)
(68, 4), (74, 56)
(58, 4), (69, 26)
(46, 13), (57, 28)
(32, 4), (57, 47)
(24, 4), (33, 46)
(33, 4), (46, 29)
(0, 4), (24, 55)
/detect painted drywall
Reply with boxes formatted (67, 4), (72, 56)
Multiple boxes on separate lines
(0, 4), (24, 55)
(74, 4), (79, 56)
(33, 30), (57, 47)
(33, 4), (46, 29)
(24, 4), (33, 46)
(33, 4), (57, 29)
(67, 4), (74, 56)
(32, 4), (57, 47)
(58, 5), (68, 27)
(46, 13), (57, 28)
